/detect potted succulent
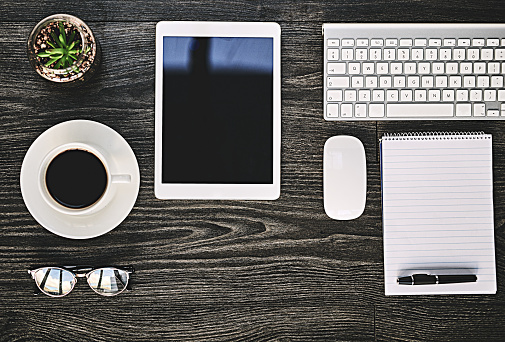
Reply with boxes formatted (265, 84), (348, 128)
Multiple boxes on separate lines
(27, 14), (101, 85)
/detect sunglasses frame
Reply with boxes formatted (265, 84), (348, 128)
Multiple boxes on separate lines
(28, 265), (135, 297)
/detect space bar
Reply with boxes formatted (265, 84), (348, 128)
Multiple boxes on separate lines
(387, 104), (454, 117)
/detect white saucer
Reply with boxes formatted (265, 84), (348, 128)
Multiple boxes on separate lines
(20, 120), (140, 239)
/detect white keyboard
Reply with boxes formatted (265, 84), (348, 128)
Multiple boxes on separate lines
(323, 23), (505, 120)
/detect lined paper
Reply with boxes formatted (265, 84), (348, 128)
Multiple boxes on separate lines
(381, 134), (496, 295)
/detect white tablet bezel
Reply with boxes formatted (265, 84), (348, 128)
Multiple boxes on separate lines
(155, 21), (281, 200)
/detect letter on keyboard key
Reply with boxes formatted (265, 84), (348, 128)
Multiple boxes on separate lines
(386, 104), (454, 117)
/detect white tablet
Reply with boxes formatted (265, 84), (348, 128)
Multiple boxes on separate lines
(155, 21), (281, 200)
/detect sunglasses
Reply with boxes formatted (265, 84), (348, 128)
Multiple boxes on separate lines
(28, 266), (134, 297)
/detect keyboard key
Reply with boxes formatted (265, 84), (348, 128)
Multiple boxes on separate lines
(460, 63), (473, 74)
(454, 49), (465, 60)
(384, 48), (396, 60)
(478, 76), (490, 87)
(492, 76), (504, 87)
(371, 39), (384, 47)
(414, 39), (427, 46)
(463, 76), (476, 87)
(327, 49), (339, 60)
(400, 90), (413, 101)
(377, 63), (389, 74)
(386, 39), (398, 47)
(429, 39), (442, 46)
(327, 90), (343, 102)
(470, 90), (483, 101)
(418, 63), (430, 74)
(415, 89), (427, 101)
(488, 62), (500, 73)
(366, 76), (378, 88)
(474, 103), (486, 117)
(349, 62), (361, 74)
(428, 89), (441, 101)
(487, 38), (500, 46)
(327, 62), (346, 74)
(327, 104), (339, 118)
(474, 63), (486, 74)
(341, 104), (353, 117)
(387, 90), (399, 102)
(405, 63), (416, 74)
(341, 49), (354, 60)
(426, 49), (437, 60)
(380, 76), (392, 88)
(495, 49), (505, 60)
(390, 62), (403, 74)
(342, 39), (355, 46)
(327, 77), (349, 88)
(351, 76), (364, 87)
(408, 76), (420, 87)
(457, 38), (471, 46)
(356, 48), (368, 60)
(481, 49), (493, 60)
(446, 63), (458, 74)
(472, 38), (485, 46)
(422, 76), (434, 87)
(436, 76), (448, 87)
(488, 109), (500, 117)
(345, 90), (357, 101)
(400, 39), (412, 46)
(369, 104), (385, 117)
(442, 89), (455, 101)
(394, 76), (406, 87)
(387, 104), (454, 117)
(457, 89), (469, 101)
(357, 39), (369, 46)
(433, 63), (445, 74)
(456, 103), (471, 116)
(370, 49), (382, 60)
(355, 103), (367, 117)
(373, 90), (385, 101)
(398, 49), (410, 60)
(484, 89), (497, 101)
(363, 63), (375, 74)
(412, 49), (423, 60)
(443, 38), (456, 47)
(449, 76), (462, 87)
(358, 89), (371, 101)
(467, 49), (479, 60)
(440, 48), (452, 60)
(327, 39), (340, 47)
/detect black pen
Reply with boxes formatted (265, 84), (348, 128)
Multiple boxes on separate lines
(397, 274), (477, 285)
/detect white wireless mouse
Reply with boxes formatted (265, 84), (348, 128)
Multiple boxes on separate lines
(323, 135), (366, 220)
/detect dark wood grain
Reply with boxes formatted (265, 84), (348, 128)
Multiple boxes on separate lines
(1, 1), (505, 341)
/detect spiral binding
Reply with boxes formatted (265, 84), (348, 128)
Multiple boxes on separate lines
(381, 131), (489, 141)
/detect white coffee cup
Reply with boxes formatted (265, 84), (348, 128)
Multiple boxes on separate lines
(38, 142), (132, 216)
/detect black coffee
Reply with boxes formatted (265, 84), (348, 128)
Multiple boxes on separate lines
(45, 149), (108, 209)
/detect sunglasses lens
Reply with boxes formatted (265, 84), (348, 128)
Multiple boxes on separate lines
(87, 268), (129, 296)
(33, 268), (75, 296)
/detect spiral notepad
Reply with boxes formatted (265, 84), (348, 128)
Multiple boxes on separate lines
(380, 132), (496, 295)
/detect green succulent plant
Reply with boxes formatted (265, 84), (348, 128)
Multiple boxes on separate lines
(37, 22), (88, 69)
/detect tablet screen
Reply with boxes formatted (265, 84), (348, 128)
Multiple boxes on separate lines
(162, 37), (274, 184)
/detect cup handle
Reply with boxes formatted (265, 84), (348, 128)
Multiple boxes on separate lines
(111, 174), (132, 183)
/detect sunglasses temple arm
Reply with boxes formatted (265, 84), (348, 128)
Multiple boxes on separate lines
(33, 282), (42, 295)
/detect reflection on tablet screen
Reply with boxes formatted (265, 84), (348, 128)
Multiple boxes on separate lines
(162, 37), (274, 184)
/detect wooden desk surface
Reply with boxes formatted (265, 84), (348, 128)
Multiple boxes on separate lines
(1, 1), (505, 341)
